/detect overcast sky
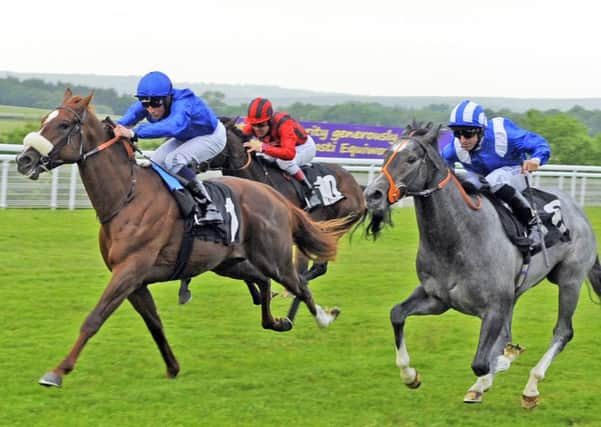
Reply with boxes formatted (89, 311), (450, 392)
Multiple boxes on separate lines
(2, 0), (599, 98)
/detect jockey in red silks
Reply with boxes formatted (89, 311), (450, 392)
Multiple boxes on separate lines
(242, 97), (321, 210)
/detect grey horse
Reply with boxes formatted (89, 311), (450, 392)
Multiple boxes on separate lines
(362, 124), (601, 408)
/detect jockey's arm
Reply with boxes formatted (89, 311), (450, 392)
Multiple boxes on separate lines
(261, 126), (297, 160)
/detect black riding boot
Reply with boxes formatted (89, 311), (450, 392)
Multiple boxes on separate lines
(300, 177), (322, 211)
(187, 178), (223, 224)
(494, 184), (542, 248)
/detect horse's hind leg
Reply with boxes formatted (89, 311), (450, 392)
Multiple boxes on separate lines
(494, 312), (525, 373)
(126, 286), (179, 378)
(286, 261), (328, 323)
(256, 278), (293, 332)
(521, 279), (582, 408)
(391, 285), (448, 388)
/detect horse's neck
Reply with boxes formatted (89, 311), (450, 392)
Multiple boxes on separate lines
(78, 142), (134, 221)
(413, 181), (484, 248)
(227, 155), (272, 185)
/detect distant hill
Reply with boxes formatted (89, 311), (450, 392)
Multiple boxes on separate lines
(2, 70), (601, 112)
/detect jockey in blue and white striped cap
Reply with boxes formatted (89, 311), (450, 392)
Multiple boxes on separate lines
(448, 100), (488, 128)
(442, 99), (551, 249)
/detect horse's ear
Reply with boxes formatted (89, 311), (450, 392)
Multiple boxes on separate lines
(424, 124), (442, 148)
(63, 88), (73, 103)
(83, 92), (94, 107)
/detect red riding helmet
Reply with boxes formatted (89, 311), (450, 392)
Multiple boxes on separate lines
(247, 97), (273, 125)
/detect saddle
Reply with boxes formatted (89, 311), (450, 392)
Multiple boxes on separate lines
(150, 164), (242, 279)
(486, 188), (571, 258)
(256, 158), (346, 210)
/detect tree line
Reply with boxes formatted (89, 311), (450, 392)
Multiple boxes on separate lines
(2, 77), (601, 165)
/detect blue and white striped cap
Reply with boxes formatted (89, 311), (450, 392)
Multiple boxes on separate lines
(448, 100), (488, 128)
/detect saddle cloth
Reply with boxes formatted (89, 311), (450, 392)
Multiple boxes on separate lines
(255, 158), (347, 209)
(151, 163), (241, 246)
(488, 188), (571, 257)
(301, 163), (346, 206)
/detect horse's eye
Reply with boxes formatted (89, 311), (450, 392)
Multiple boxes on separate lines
(58, 122), (71, 130)
(407, 155), (417, 163)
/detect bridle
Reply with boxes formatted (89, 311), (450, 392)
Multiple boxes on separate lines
(35, 106), (138, 223)
(380, 134), (481, 210)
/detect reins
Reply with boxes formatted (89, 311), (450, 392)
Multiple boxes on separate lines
(380, 135), (481, 210)
(53, 109), (138, 224)
(221, 149), (252, 172)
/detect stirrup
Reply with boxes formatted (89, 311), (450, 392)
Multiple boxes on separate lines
(193, 204), (223, 225)
(304, 192), (322, 211)
(527, 224), (546, 250)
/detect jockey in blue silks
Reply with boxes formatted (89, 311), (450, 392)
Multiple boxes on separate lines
(114, 71), (226, 224)
(441, 100), (551, 246)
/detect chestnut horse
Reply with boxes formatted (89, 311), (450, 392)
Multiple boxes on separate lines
(16, 89), (347, 387)
(179, 118), (366, 315)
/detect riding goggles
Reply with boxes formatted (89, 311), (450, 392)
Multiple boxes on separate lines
(138, 97), (165, 108)
(452, 128), (480, 139)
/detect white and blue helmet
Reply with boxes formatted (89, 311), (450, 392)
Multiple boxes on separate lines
(448, 100), (488, 128)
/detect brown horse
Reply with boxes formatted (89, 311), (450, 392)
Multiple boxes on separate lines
(179, 118), (366, 314)
(15, 89), (347, 387)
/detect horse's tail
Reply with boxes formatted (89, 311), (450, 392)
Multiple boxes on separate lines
(290, 209), (352, 261)
(587, 255), (601, 298)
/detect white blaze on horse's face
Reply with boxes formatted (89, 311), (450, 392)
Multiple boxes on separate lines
(43, 110), (60, 127)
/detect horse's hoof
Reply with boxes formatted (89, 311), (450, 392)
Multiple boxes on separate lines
(178, 290), (192, 305)
(521, 394), (539, 409)
(330, 307), (341, 318)
(464, 390), (483, 403)
(280, 317), (293, 331)
(39, 371), (62, 387)
(404, 371), (421, 389)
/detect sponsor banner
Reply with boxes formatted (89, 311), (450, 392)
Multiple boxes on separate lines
(302, 121), (455, 159)
(236, 119), (454, 160)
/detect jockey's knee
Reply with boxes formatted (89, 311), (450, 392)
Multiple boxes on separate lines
(165, 154), (192, 175)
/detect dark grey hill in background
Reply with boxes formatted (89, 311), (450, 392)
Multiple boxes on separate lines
(2, 71), (600, 112)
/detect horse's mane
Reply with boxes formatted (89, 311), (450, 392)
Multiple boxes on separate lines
(219, 117), (251, 142)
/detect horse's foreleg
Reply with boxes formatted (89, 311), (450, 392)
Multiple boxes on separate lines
(128, 286), (179, 378)
(304, 261), (328, 282)
(465, 305), (511, 403)
(245, 280), (262, 305)
(38, 269), (140, 387)
(391, 285), (448, 388)
(178, 277), (192, 305)
(521, 281), (581, 409)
